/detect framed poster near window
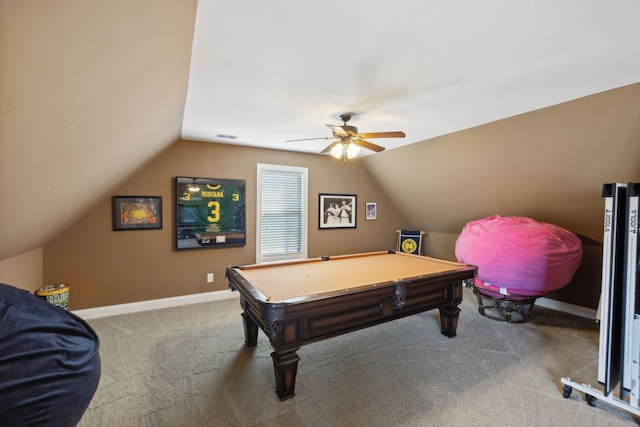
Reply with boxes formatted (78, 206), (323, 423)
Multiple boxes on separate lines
(175, 177), (246, 250)
(112, 196), (162, 231)
(319, 193), (356, 229)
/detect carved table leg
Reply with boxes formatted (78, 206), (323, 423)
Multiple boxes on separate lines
(438, 305), (461, 338)
(242, 312), (258, 347)
(271, 349), (300, 400)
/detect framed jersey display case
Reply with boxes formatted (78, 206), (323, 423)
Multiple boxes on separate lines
(175, 177), (246, 250)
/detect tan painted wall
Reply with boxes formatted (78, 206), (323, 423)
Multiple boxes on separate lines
(0, 0), (197, 261)
(0, 248), (43, 292)
(3, 1), (639, 312)
(41, 84), (640, 311)
(43, 140), (406, 309)
(362, 83), (640, 309)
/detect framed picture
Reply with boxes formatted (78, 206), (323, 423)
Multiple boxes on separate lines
(365, 202), (377, 220)
(112, 196), (162, 231)
(175, 177), (246, 250)
(319, 193), (357, 229)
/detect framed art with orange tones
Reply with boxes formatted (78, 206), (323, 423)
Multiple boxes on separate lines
(112, 196), (162, 231)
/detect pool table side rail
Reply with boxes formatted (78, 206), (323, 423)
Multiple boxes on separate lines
(280, 269), (475, 345)
(227, 264), (476, 348)
(226, 250), (476, 305)
(227, 264), (476, 305)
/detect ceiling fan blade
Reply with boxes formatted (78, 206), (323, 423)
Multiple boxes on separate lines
(326, 124), (349, 137)
(353, 139), (385, 152)
(285, 136), (332, 142)
(320, 141), (339, 154)
(358, 131), (405, 139)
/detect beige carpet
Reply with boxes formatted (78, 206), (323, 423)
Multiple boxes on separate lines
(78, 287), (639, 426)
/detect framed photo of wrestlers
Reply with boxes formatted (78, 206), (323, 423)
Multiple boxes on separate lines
(112, 196), (162, 231)
(319, 193), (357, 229)
(175, 177), (246, 250)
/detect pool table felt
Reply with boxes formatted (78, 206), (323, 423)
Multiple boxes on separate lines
(234, 251), (469, 303)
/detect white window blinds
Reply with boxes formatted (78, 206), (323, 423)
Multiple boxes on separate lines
(256, 164), (308, 263)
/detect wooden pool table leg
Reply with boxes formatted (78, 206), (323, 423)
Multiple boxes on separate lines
(241, 312), (259, 347)
(438, 305), (461, 338)
(271, 349), (300, 400)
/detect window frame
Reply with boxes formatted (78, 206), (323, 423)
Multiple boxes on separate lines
(256, 163), (308, 263)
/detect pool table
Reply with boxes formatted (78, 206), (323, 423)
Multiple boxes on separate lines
(226, 250), (476, 400)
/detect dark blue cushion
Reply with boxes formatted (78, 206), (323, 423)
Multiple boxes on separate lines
(0, 283), (101, 426)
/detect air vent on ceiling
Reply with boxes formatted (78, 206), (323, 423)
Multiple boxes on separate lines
(215, 134), (238, 139)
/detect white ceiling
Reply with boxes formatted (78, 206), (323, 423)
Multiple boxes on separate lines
(182, 0), (640, 157)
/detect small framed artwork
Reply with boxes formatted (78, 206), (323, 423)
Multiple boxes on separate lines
(365, 202), (377, 220)
(319, 193), (357, 229)
(112, 196), (162, 231)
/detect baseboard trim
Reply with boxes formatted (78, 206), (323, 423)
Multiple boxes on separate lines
(72, 289), (239, 320)
(72, 289), (597, 321)
(536, 296), (597, 320)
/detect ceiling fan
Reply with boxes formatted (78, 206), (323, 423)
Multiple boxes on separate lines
(286, 113), (406, 160)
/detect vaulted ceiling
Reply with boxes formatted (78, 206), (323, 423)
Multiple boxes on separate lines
(182, 1), (640, 155)
(1, 0), (639, 261)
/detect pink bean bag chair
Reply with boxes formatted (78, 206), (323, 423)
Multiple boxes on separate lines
(455, 215), (583, 300)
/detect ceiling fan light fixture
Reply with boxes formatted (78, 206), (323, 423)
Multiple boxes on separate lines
(346, 142), (359, 158)
(330, 142), (360, 160)
(288, 113), (403, 157)
(330, 143), (344, 159)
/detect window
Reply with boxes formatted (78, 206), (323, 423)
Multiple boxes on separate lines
(256, 164), (308, 263)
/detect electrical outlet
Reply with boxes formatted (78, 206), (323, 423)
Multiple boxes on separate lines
(207, 273), (214, 283)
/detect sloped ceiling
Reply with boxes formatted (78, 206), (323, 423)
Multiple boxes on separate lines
(182, 0), (640, 154)
(1, 0), (639, 261)
(0, 0), (198, 260)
